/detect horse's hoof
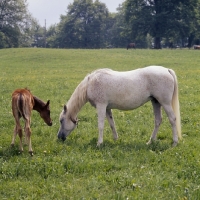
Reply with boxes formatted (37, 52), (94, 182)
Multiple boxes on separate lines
(29, 151), (34, 156)
(172, 142), (178, 147)
(146, 140), (152, 145)
(96, 142), (102, 147)
(11, 143), (14, 147)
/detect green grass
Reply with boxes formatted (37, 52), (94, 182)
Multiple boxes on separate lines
(0, 48), (200, 199)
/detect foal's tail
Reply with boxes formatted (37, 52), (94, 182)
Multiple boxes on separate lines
(16, 94), (28, 119)
(168, 69), (182, 139)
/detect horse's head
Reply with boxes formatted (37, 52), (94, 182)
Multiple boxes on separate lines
(40, 100), (52, 126)
(57, 105), (78, 141)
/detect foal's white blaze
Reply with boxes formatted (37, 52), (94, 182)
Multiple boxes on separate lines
(57, 66), (181, 146)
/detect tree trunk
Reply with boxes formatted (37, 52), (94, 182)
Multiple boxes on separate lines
(154, 37), (161, 49)
(188, 34), (195, 48)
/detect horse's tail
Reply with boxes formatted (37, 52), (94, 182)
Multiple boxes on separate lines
(168, 69), (182, 140)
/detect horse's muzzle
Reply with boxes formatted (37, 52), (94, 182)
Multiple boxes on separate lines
(58, 132), (66, 141)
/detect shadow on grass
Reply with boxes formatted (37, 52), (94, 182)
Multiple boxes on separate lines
(77, 137), (172, 153)
(1, 137), (174, 159)
(0, 145), (23, 159)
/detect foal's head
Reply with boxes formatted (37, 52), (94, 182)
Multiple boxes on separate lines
(39, 100), (52, 126)
(57, 105), (78, 141)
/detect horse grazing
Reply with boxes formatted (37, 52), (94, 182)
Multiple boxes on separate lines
(127, 43), (136, 50)
(57, 66), (181, 147)
(11, 88), (52, 156)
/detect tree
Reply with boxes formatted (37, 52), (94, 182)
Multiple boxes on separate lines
(46, 25), (60, 48)
(56, 0), (109, 48)
(105, 5), (131, 48)
(185, 0), (200, 47)
(104, 2), (152, 48)
(18, 14), (41, 47)
(0, 0), (28, 48)
(124, 0), (199, 49)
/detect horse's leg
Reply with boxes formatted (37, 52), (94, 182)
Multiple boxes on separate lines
(106, 109), (118, 141)
(162, 104), (178, 146)
(24, 118), (33, 156)
(147, 99), (162, 145)
(96, 104), (106, 146)
(11, 118), (23, 152)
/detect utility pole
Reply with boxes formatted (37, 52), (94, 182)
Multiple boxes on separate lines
(44, 19), (46, 48)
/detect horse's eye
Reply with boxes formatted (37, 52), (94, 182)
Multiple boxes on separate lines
(60, 119), (63, 124)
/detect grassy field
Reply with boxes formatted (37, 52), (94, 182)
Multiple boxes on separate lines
(0, 48), (200, 199)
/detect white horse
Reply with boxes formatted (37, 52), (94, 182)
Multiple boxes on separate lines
(57, 66), (181, 147)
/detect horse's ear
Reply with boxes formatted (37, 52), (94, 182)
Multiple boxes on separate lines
(64, 105), (67, 113)
(46, 100), (50, 106)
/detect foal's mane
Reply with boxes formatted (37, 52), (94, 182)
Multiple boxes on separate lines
(33, 96), (46, 111)
(66, 75), (89, 118)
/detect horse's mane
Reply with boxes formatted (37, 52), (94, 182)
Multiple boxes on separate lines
(66, 69), (113, 118)
(67, 75), (89, 118)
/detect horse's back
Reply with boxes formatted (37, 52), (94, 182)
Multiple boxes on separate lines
(87, 66), (175, 110)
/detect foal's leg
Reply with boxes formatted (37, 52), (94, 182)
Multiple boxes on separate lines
(24, 118), (33, 156)
(96, 104), (106, 146)
(106, 109), (118, 141)
(147, 99), (162, 145)
(24, 118), (31, 145)
(162, 104), (178, 146)
(11, 118), (23, 152)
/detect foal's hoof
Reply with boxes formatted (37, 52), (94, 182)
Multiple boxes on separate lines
(10, 143), (14, 147)
(29, 151), (34, 156)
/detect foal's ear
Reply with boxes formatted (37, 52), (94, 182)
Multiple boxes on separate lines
(63, 105), (67, 113)
(46, 100), (50, 107)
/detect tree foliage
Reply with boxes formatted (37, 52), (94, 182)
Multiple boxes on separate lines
(55, 0), (109, 48)
(0, 0), (28, 47)
(124, 0), (200, 48)
(105, 6), (131, 48)
(1, 0), (200, 49)
(0, 0), (45, 48)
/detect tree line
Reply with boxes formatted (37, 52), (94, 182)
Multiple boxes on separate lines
(1, 0), (200, 49)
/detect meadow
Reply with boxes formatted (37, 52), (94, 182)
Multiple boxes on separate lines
(0, 48), (200, 199)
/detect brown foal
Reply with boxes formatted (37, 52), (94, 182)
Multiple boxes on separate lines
(11, 88), (52, 156)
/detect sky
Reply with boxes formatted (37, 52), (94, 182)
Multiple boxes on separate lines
(27, 0), (124, 27)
